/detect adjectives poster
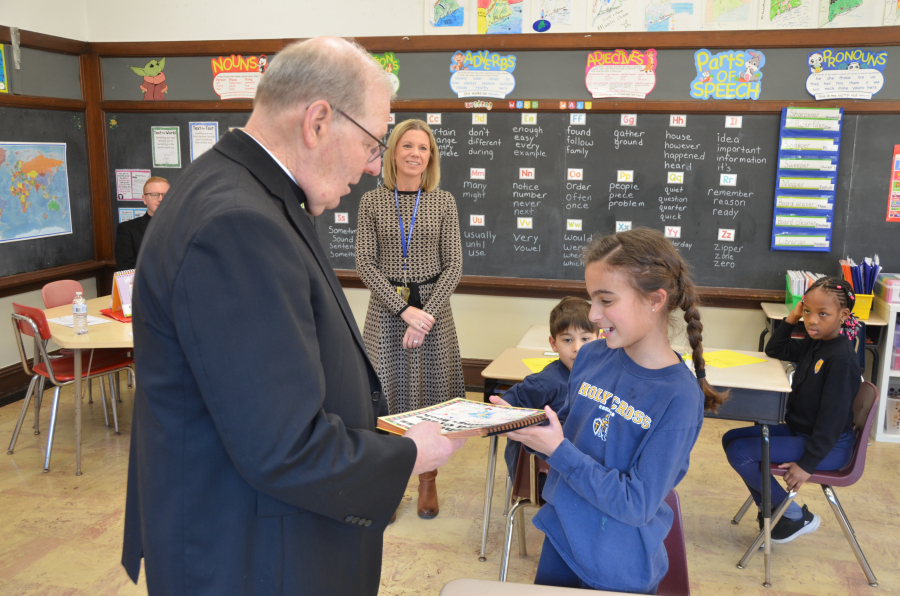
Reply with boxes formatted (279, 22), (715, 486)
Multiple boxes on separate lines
(585, 49), (657, 99)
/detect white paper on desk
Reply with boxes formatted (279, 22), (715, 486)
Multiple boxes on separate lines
(47, 315), (113, 328)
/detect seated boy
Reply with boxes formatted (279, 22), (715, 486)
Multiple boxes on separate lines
(501, 296), (599, 479)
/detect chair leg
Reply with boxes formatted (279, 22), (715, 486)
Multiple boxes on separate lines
(98, 377), (110, 428)
(127, 367), (133, 389)
(515, 505), (528, 559)
(33, 376), (45, 435)
(107, 374), (120, 434)
(500, 499), (530, 582)
(87, 378), (92, 404)
(821, 485), (878, 586)
(115, 371), (122, 402)
(7, 375), (38, 454)
(503, 473), (512, 517)
(738, 489), (797, 569)
(732, 495), (755, 525)
(43, 387), (62, 473)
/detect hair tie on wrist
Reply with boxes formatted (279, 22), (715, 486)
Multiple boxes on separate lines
(696, 368), (706, 380)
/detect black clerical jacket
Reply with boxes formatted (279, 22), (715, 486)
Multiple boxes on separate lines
(122, 130), (417, 595)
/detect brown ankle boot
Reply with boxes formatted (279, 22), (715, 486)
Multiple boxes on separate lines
(417, 470), (439, 519)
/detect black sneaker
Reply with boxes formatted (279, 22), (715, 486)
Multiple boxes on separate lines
(771, 505), (820, 543)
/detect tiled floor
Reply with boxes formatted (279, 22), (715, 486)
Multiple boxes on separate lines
(1, 385), (898, 595)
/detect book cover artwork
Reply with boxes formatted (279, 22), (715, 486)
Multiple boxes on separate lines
(377, 398), (546, 437)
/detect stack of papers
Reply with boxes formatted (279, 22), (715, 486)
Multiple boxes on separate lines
(47, 315), (112, 328)
(840, 256), (881, 294)
(787, 270), (825, 296)
(685, 350), (768, 369)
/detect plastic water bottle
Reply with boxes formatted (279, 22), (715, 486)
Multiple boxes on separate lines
(73, 291), (88, 335)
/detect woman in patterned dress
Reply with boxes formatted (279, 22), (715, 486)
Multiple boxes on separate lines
(356, 119), (465, 519)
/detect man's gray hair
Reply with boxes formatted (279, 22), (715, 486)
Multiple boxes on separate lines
(254, 37), (393, 119)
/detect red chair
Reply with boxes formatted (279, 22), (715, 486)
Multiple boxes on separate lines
(658, 490), (690, 596)
(498, 444), (690, 596)
(8, 303), (134, 473)
(732, 381), (879, 586)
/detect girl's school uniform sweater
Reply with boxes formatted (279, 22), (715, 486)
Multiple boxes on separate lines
(502, 359), (570, 476)
(764, 321), (861, 474)
(533, 340), (704, 593)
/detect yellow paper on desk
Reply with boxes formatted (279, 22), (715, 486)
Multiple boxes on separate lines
(690, 350), (767, 368)
(522, 357), (558, 374)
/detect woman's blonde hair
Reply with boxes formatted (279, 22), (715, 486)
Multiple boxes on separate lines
(382, 119), (441, 192)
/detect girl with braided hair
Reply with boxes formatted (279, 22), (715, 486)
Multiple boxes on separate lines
(723, 276), (861, 544)
(493, 227), (725, 593)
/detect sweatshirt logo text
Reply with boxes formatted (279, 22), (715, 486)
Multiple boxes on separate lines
(578, 382), (652, 434)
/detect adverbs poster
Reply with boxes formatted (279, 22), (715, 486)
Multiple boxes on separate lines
(449, 50), (516, 99)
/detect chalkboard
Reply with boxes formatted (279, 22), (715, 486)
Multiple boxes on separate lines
(317, 111), (898, 291)
(105, 111), (251, 231)
(0, 106), (93, 277)
(101, 110), (898, 292)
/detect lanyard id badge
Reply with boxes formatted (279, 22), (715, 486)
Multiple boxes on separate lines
(394, 188), (422, 304)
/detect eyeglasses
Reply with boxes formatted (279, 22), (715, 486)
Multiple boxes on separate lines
(143, 192), (166, 200)
(334, 107), (388, 163)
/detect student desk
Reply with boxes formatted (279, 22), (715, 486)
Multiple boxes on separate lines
(440, 578), (628, 595)
(759, 302), (886, 381)
(479, 346), (792, 587)
(43, 296), (133, 476)
(516, 324), (552, 351)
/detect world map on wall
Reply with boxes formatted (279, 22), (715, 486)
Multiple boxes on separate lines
(0, 143), (73, 243)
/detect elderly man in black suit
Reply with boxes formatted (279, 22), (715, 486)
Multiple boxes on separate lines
(121, 37), (464, 595)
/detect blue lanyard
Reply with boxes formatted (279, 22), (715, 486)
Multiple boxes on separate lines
(394, 188), (422, 272)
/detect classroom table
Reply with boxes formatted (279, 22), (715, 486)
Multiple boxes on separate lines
(44, 296), (133, 475)
(516, 324), (552, 351)
(759, 301), (886, 381)
(479, 345), (792, 588)
(440, 578), (628, 595)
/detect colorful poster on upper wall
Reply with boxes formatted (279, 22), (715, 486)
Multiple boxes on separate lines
(757, 0), (814, 28)
(645, 0), (702, 30)
(532, 0), (574, 29)
(884, 0), (900, 25)
(702, 0), (758, 30)
(585, 49), (657, 99)
(0, 143), (73, 243)
(887, 145), (900, 222)
(130, 58), (168, 101)
(818, 0), (883, 27)
(449, 50), (516, 99)
(478, 0), (524, 34)
(587, 0), (639, 31)
(806, 48), (887, 100)
(0, 45), (8, 94)
(689, 49), (765, 100)
(211, 55), (265, 100)
(372, 53), (400, 94)
(424, 0), (469, 34)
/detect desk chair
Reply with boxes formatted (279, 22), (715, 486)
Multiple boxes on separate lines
(41, 281), (133, 403)
(499, 446), (690, 596)
(731, 381), (879, 586)
(8, 304), (134, 473)
(500, 445), (550, 581)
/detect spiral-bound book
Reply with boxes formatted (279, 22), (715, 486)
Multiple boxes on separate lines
(377, 398), (547, 438)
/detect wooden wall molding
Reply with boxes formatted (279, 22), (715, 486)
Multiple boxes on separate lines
(333, 270), (781, 308)
(0, 261), (111, 299)
(0, 95), (85, 111)
(89, 39), (286, 58)
(462, 358), (490, 393)
(0, 26), (88, 55)
(81, 54), (115, 265)
(100, 100), (254, 113)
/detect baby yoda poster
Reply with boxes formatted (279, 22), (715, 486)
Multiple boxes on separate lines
(130, 58), (168, 101)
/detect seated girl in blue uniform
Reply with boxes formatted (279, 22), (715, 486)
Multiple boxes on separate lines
(723, 276), (861, 543)
(492, 228), (727, 594)
(501, 296), (599, 479)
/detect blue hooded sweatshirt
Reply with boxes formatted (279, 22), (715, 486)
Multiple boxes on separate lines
(501, 358), (570, 477)
(533, 339), (704, 593)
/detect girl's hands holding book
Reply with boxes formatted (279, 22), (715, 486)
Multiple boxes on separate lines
(503, 406), (564, 458)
